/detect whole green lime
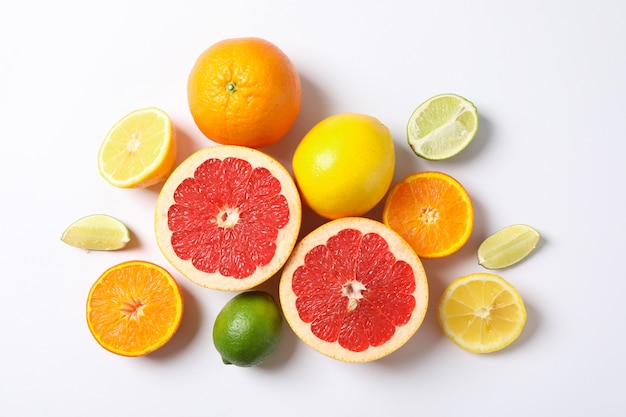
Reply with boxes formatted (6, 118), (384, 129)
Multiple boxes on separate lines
(212, 291), (283, 367)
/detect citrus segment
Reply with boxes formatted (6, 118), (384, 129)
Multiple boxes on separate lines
(188, 37), (301, 147)
(382, 171), (473, 258)
(407, 94), (478, 160)
(292, 113), (395, 219)
(155, 145), (301, 291)
(478, 224), (541, 269)
(437, 273), (526, 353)
(98, 107), (177, 188)
(280, 217), (428, 362)
(213, 291), (283, 367)
(61, 214), (130, 251)
(86, 260), (184, 357)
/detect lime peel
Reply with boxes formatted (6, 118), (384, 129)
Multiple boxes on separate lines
(212, 291), (283, 367)
(477, 224), (540, 269)
(61, 214), (130, 251)
(407, 93), (479, 161)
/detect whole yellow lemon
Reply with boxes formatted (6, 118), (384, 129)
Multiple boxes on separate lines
(292, 113), (395, 219)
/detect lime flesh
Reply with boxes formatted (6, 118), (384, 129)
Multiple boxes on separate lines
(407, 93), (479, 161)
(61, 214), (130, 251)
(477, 224), (540, 269)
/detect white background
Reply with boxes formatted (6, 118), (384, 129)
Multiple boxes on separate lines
(2, 1), (624, 415)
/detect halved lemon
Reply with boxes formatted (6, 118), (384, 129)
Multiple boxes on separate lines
(438, 273), (526, 353)
(98, 107), (177, 188)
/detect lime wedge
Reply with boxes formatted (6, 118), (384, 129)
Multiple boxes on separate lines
(477, 224), (540, 269)
(61, 214), (130, 251)
(407, 94), (479, 160)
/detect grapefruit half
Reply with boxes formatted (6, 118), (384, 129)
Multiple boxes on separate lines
(279, 217), (428, 362)
(155, 145), (302, 291)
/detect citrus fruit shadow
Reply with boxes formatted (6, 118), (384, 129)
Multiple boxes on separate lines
(430, 113), (492, 165)
(369, 260), (450, 369)
(390, 141), (425, 190)
(370, 195), (487, 368)
(172, 123), (208, 165)
(144, 123), (205, 193)
(359, 140), (419, 225)
(491, 298), (539, 355)
(524, 233), (547, 264)
(146, 282), (202, 361)
(261, 73), (331, 171)
(456, 113), (491, 163)
(449, 194), (488, 263)
(121, 226), (141, 251)
(500, 232), (547, 268)
(297, 204), (329, 241)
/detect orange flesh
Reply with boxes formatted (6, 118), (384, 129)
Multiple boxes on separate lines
(383, 172), (473, 258)
(87, 261), (183, 356)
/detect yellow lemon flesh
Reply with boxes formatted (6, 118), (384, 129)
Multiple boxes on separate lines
(438, 273), (527, 353)
(292, 113), (395, 219)
(98, 107), (176, 188)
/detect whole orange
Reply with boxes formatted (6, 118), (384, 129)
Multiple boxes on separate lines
(187, 37), (302, 148)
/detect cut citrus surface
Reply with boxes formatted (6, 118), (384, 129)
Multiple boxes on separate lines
(98, 107), (177, 188)
(292, 113), (395, 219)
(86, 260), (184, 357)
(438, 272), (526, 353)
(407, 93), (478, 160)
(280, 217), (428, 363)
(213, 291), (283, 367)
(155, 145), (302, 291)
(382, 171), (473, 258)
(61, 214), (130, 251)
(478, 224), (541, 269)
(188, 37), (301, 147)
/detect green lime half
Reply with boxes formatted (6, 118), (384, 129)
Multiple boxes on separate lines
(477, 224), (541, 269)
(61, 214), (130, 251)
(407, 93), (479, 160)
(213, 291), (283, 367)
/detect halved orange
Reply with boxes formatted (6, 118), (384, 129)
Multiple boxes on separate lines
(382, 171), (473, 258)
(86, 260), (184, 357)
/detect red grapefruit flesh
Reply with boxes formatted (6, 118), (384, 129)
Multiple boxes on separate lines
(155, 145), (302, 291)
(279, 217), (428, 362)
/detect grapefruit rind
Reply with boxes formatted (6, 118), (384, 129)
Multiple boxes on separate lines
(279, 217), (428, 363)
(155, 145), (302, 291)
